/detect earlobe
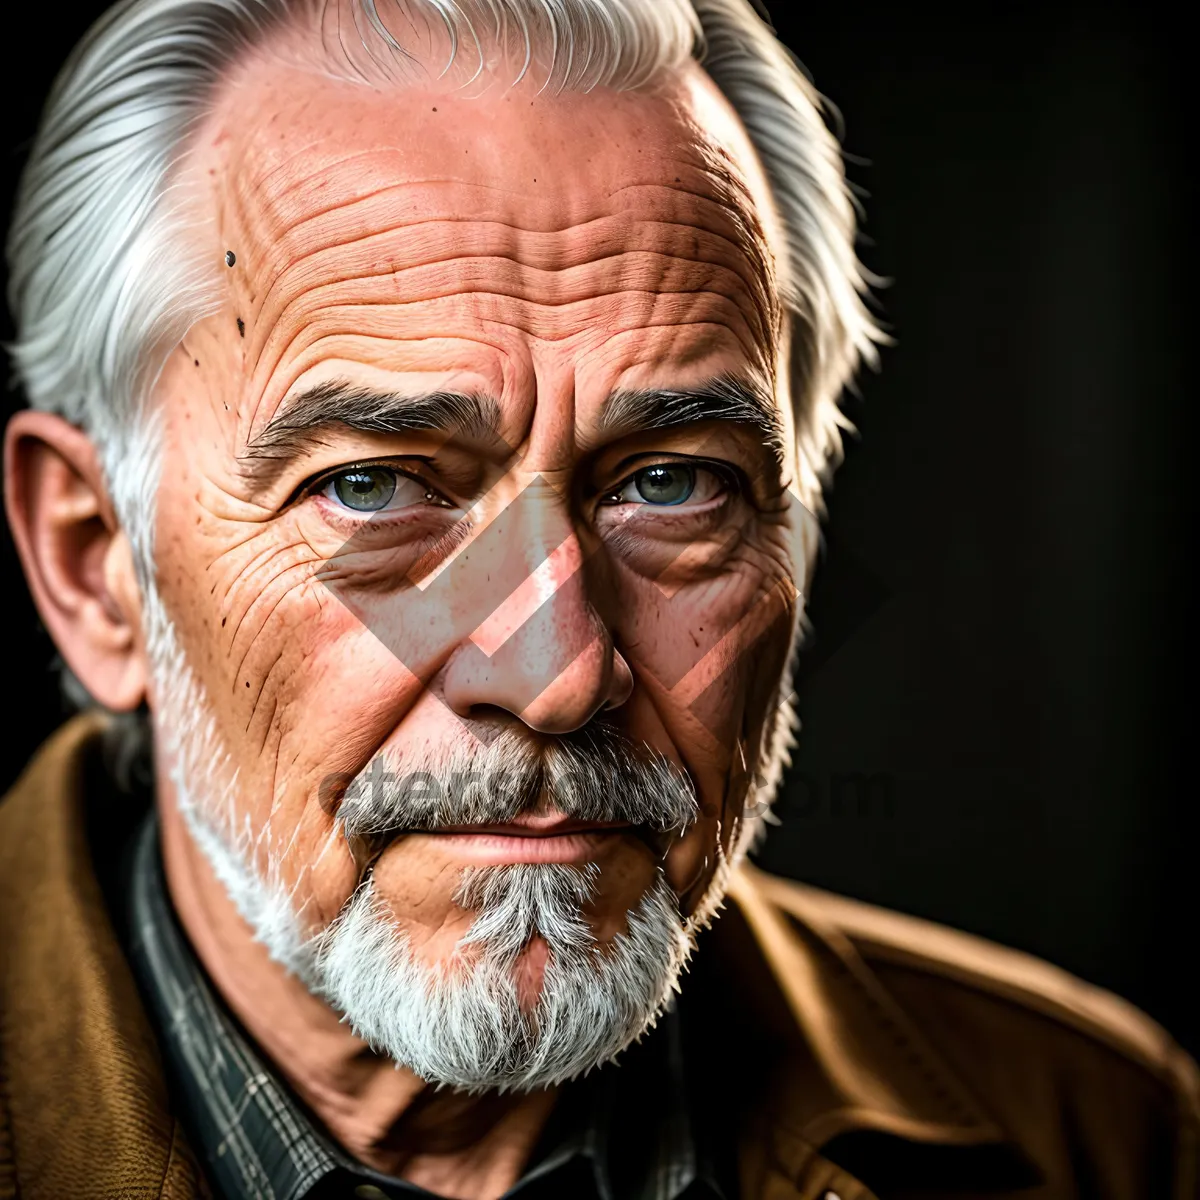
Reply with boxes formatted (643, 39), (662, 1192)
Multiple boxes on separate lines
(3, 410), (147, 712)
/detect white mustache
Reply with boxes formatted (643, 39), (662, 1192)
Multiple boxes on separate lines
(335, 723), (700, 845)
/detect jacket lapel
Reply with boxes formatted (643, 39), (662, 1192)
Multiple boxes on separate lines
(0, 716), (205, 1198)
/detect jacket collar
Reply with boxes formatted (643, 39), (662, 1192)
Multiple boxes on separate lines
(724, 863), (1007, 1144)
(691, 866), (1038, 1194)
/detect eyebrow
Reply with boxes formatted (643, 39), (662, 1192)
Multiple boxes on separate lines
(239, 381), (503, 491)
(239, 371), (785, 493)
(599, 373), (785, 466)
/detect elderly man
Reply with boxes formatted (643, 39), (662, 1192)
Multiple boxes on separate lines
(0, 1), (1195, 1197)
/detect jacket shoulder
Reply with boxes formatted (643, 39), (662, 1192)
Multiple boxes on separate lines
(746, 866), (1200, 1116)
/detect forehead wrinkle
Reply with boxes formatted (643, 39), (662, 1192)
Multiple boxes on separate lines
(237, 219), (774, 408)
(238, 142), (421, 213)
(253, 235), (767, 343)
(281, 282), (755, 343)
(232, 159), (775, 288)
(221, 114), (779, 298)
(234, 201), (774, 415)
(214, 89), (779, 275)
(683, 140), (780, 352)
(227, 157), (472, 277)
(239, 209), (773, 365)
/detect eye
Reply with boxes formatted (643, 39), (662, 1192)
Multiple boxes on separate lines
(321, 466), (443, 513)
(603, 462), (731, 508)
(631, 464), (694, 505)
(329, 467), (395, 511)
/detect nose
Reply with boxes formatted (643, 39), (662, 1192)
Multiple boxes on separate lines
(440, 483), (632, 734)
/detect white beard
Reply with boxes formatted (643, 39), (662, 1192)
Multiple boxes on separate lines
(145, 596), (702, 1092)
(315, 864), (692, 1092)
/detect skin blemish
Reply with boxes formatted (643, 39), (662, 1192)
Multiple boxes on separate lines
(225, 249), (237, 267)
(194, 359), (200, 366)
(236, 317), (245, 337)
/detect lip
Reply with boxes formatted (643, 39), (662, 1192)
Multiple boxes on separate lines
(411, 813), (636, 865)
(418, 827), (634, 865)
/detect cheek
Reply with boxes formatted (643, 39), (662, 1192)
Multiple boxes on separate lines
(612, 529), (798, 756)
(611, 532), (799, 914)
(170, 516), (332, 742)
(156, 512), (447, 923)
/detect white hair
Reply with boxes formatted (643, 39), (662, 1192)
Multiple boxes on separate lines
(6, 0), (880, 561)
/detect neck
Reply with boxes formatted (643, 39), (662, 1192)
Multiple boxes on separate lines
(157, 797), (558, 1200)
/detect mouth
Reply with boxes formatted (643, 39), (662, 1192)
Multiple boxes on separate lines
(416, 812), (640, 865)
(419, 825), (633, 865)
(349, 812), (679, 870)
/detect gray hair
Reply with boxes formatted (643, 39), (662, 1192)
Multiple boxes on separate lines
(6, 0), (880, 560)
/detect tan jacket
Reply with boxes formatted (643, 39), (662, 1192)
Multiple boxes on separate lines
(1, 716), (1196, 1199)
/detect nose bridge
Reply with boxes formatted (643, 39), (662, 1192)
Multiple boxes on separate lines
(469, 518), (583, 660)
(442, 474), (629, 732)
(504, 475), (577, 597)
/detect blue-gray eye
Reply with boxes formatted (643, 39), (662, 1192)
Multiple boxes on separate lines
(331, 467), (397, 512)
(634, 464), (695, 505)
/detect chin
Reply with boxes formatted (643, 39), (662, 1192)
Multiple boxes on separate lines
(309, 861), (696, 1092)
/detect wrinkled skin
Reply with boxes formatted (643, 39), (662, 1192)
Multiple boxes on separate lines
(137, 40), (807, 1197)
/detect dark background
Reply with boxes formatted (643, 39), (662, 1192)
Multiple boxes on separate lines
(2, 2), (1193, 1057)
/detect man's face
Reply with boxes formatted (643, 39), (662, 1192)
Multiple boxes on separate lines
(150, 45), (805, 1050)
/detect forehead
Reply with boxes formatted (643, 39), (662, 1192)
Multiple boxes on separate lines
(190, 48), (784, 431)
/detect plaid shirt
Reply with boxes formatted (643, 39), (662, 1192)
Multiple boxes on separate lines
(127, 816), (725, 1200)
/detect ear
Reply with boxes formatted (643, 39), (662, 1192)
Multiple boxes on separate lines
(3, 410), (147, 711)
